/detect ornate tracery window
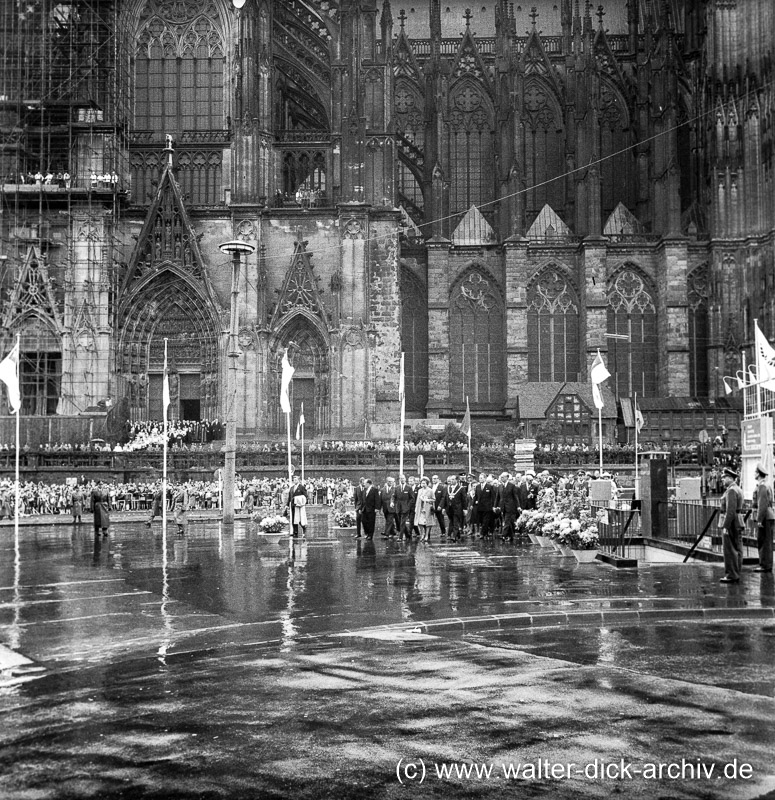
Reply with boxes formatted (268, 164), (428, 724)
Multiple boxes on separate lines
(606, 268), (658, 398)
(527, 268), (580, 382)
(134, 3), (225, 134)
(449, 82), (494, 227)
(449, 270), (504, 409)
(688, 265), (710, 397)
(521, 81), (565, 219)
(599, 81), (635, 222)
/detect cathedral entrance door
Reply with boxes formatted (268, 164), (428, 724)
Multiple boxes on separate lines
(179, 374), (201, 421)
(292, 378), (315, 436)
(148, 373), (166, 420)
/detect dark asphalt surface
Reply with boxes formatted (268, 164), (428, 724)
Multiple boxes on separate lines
(1, 507), (774, 799)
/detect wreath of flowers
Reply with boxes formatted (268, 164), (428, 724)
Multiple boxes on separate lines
(333, 509), (357, 527)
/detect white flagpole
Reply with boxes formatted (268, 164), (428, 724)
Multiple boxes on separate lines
(598, 406), (604, 474)
(753, 321), (763, 420)
(634, 391), (639, 500)
(301, 413), (305, 484)
(399, 352), (405, 477)
(162, 338), (168, 536)
(467, 420), (472, 477)
(13, 333), (20, 542)
(286, 410), (292, 483)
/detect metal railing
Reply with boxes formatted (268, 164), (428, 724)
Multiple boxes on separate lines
(669, 500), (758, 560)
(0, 448), (468, 475)
(591, 500), (641, 560)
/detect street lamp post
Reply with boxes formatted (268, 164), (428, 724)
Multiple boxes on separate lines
(218, 239), (256, 524)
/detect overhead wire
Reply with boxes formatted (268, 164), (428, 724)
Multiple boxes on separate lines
(245, 75), (774, 269)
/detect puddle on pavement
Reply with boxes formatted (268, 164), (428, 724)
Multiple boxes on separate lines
(459, 620), (775, 697)
(3, 508), (774, 685)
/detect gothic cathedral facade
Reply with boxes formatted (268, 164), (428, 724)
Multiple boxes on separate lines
(0, 0), (773, 438)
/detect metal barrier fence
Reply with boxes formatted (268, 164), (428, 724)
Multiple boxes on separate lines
(591, 501), (641, 560)
(667, 500), (758, 560)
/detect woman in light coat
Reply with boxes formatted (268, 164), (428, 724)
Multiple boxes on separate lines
(414, 477), (436, 542)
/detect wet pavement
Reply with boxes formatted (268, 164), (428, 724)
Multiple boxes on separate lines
(1, 506), (774, 799)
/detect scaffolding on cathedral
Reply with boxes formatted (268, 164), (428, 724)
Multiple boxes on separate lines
(0, 0), (130, 425)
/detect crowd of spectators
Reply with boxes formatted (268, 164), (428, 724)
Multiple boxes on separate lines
(122, 419), (224, 450)
(5, 170), (119, 189)
(0, 475), (358, 520)
(533, 441), (741, 469)
(0, 420), (743, 472)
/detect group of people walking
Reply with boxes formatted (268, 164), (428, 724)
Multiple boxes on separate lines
(349, 471), (533, 543)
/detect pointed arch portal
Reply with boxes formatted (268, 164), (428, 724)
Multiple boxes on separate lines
(272, 316), (330, 435)
(117, 269), (221, 421)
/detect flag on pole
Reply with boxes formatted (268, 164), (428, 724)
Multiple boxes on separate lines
(280, 348), (294, 413)
(0, 340), (21, 413)
(634, 401), (645, 434)
(162, 361), (170, 425)
(754, 320), (775, 391)
(460, 396), (471, 437)
(295, 402), (305, 440)
(590, 350), (611, 410)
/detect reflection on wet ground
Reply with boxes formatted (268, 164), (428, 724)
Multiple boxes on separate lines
(459, 621), (775, 697)
(1, 508), (773, 679)
(2, 509), (775, 799)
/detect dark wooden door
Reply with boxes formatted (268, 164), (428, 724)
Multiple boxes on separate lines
(292, 378), (315, 436)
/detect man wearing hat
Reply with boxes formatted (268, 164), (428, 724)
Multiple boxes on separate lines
(753, 463), (774, 573)
(718, 467), (745, 583)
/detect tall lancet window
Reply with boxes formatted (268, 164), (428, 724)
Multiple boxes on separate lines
(448, 82), (494, 229)
(688, 265), (710, 397)
(134, 5), (225, 134)
(449, 270), (504, 410)
(527, 268), (580, 382)
(522, 81), (565, 220)
(599, 80), (635, 222)
(606, 268), (658, 398)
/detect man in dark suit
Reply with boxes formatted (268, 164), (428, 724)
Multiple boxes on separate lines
(445, 475), (467, 541)
(472, 473), (487, 536)
(379, 476), (397, 538)
(514, 472), (529, 511)
(477, 475), (498, 538)
(394, 473), (416, 540)
(361, 478), (379, 540)
(431, 474), (447, 537)
(495, 471), (521, 542)
(353, 477), (366, 538)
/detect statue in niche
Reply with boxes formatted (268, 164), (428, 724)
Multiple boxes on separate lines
(168, 372), (179, 410)
(138, 372), (148, 409)
(127, 374), (138, 410)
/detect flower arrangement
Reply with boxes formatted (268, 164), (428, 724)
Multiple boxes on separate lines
(258, 514), (287, 533)
(519, 488), (601, 550)
(333, 509), (357, 527)
(541, 517), (562, 540)
(567, 509), (600, 549)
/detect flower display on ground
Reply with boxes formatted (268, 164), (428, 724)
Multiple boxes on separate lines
(333, 509), (357, 527)
(522, 488), (600, 549)
(257, 514), (287, 533)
